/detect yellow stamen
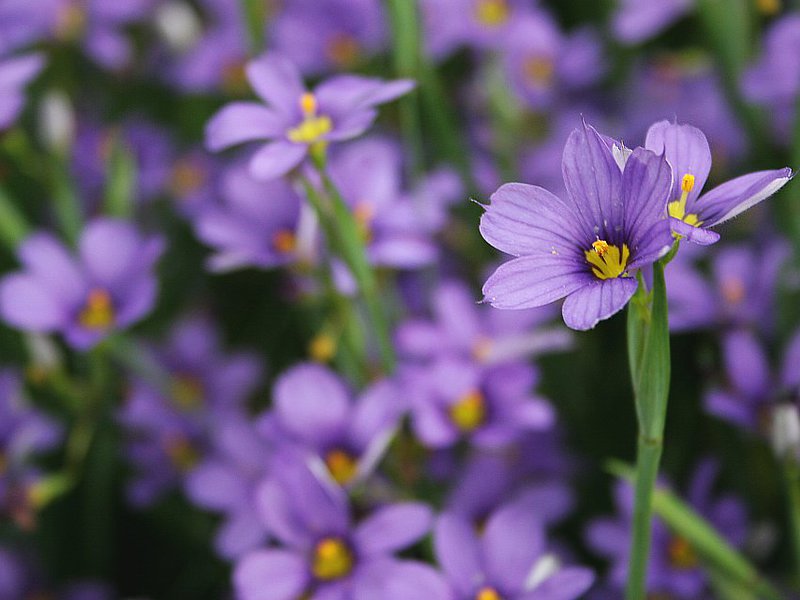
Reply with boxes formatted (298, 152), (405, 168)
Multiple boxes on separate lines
(756, 0), (780, 15)
(475, 0), (509, 26)
(449, 390), (486, 431)
(476, 587), (503, 600)
(585, 241), (630, 280)
(300, 92), (318, 117)
(78, 289), (115, 330)
(327, 34), (360, 68)
(681, 173), (696, 193)
(324, 449), (358, 485)
(57, 3), (85, 39)
(524, 56), (554, 86)
(309, 333), (337, 363)
(165, 436), (199, 471)
(668, 173), (703, 228)
(287, 115), (333, 144)
(272, 229), (297, 254)
(312, 538), (353, 580)
(170, 374), (204, 411)
(668, 536), (698, 569)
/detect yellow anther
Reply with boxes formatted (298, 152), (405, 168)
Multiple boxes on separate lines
(476, 587), (503, 600)
(287, 115), (333, 144)
(57, 3), (86, 39)
(170, 374), (204, 411)
(312, 538), (353, 580)
(668, 173), (703, 229)
(309, 333), (337, 363)
(585, 242), (630, 280)
(475, 0), (509, 26)
(449, 389), (486, 432)
(272, 229), (297, 254)
(327, 34), (360, 68)
(300, 92), (318, 117)
(79, 289), (115, 330)
(524, 56), (554, 85)
(681, 173), (696, 193)
(325, 449), (358, 485)
(668, 536), (698, 569)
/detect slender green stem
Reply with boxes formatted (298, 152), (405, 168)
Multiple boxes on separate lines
(237, 0), (265, 55)
(783, 459), (800, 587)
(0, 185), (30, 250)
(103, 134), (136, 219)
(50, 158), (83, 246)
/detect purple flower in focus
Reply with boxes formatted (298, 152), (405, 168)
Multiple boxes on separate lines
(0, 219), (164, 350)
(587, 460), (747, 597)
(435, 495), (594, 599)
(271, 363), (403, 488)
(644, 120), (792, 245)
(480, 120), (675, 330)
(0, 53), (43, 130)
(612, 0), (692, 44)
(205, 53), (414, 181)
(235, 458), (446, 600)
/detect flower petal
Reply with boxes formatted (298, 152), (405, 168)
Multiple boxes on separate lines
(354, 559), (451, 600)
(233, 549), (309, 600)
(433, 513), (483, 594)
(644, 120), (711, 207)
(522, 567), (595, 600)
(354, 503), (432, 556)
(0, 274), (66, 331)
(249, 141), (307, 181)
(246, 53), (306, 112)
(561, 277), (638, 331)
(17, 232), (84, 305)
(669, 218), (720, 245)
(697, 167), (793, 226)
(205, 102), (286, 151)
(722, 329), (770, 398)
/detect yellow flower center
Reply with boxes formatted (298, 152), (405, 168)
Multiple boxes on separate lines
(171, 159), (206, 197)
(324, 449), (358, 485)
(78, 289), (115, 330)
(667, 536), (698, 569)
(287, 93), (333, 145)
(524, 56), (554, 86)
(667, 173), (703, 227)
(449, 389), (486, 431)
(309, 333), (337, 363)
(476, 587), (503, 600)
(272, 229), (297, 254)
(170, 374), (204, 411)
(585, 240), (630, 280)
(312, 537), (354, 580)
(327, 34), (360, 68)
(475, 0), (509, 26)
(756, 0), (780, 15)
(164, 435), (199, 472)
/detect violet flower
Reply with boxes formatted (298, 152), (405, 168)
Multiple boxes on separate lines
(0, 219), (164, 350)
(235, 457), (445, 600)
(0, 53), (44, 131)
(270, 363), (403, 488)
(435, 495), (595, 600)
(612, 0), (692, 45)
(644, 120), (792, 245)
(205, 53), (414, 181)
(480, 120), (674, 330)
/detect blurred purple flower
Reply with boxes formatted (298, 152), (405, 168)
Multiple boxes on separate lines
(235, 458), (446, 600)
(205, 53), (414, 181)
(435, 495), (594, 599)
(0, 219), (164, 350)
(644, 120), (792, 245)
(480, 120), (674, 330)
(270, 0), (386, 76)
(0, 53), (43, 130)
(612, 0), (692, 44)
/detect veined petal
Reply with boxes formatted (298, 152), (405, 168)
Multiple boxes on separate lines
(482, 255), (591, 310)
(698, 167), (793, 226)
(644, 120), (711, 207)
(562, 120), (623, 242)
(205, 102), (286, 151)
(625, 220), (674, 271)
(479, 183), (585, 258)
(621, 147), (673, 255)
(248, 141), (307, 181)
(245, 53), (306, 112)
(561, 277), (638, 330)
(669, 218), (720, 245)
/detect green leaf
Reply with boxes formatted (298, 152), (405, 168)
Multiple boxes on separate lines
(103, 134), (137, 219)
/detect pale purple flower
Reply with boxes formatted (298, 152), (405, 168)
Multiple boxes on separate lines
(612, 0), (693, 44)
(644, 120), (792, 245)
(435, 495), (594, 599)
(0, 53), (43, 130)
(0, 219), (164, 350)
(205, 53), (414, 181)
(480, 120), (675, 330)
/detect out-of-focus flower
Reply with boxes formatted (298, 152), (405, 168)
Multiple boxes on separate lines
(270, 0), (386, 75)
(645, 120), (792, 245)
(0, 219), (164, 350)
(204, 53), (414, 181)
(742, 14), (800, 146)
(435, 494), (594, 599)
(666, 239), (789, 332)
(270, 363), (403, 488)
(587, 460), (747, 597)
(0, 53), (43, 130)
(612, 0), (693, 44)
(481, 120), (674, 330)
(234, 458), (445, 599)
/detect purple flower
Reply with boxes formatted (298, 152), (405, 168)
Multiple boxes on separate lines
(235, 458), (445, 600)
(480, 120), (674, 330)
(0, 219), (164, 350)
(204, 53), (414, 181)
(435, 495), (594, 599)
(612, 0), (692, 44)
(0, 53), (43, 131)
(644, 120), (793, 245)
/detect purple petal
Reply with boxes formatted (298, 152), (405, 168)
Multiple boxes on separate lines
(0, 53), (43, 88)
(561, 277), (638, 331)
(722, 329), (770, 398)
(354, 559), (451, 600)
(0, 274), (66, 331)
(781, 328), (800, 388)
(482, 255), (592, 310)
(670, 218), (721, 245)
(254, 479), (309, 548)
(79, 219), (158, 288)
(412, 404), (459, 448)
(205, 102), (286, 151)
(349, 380), (403, 450)
(249, 141), (307, 181)
(613, 0), (691, 43)
(433, 513), (483, 595)
(233, 549), (309, 600)
(185, 461), (247, 511)
(523, 567), (595, 600)
(17, 233), (84, 305)
(704, 388), (753, 428)
(479, 183), (586, 258)
(354, 503), (432, 557)
(644, 120), (711, 208)
(215, 511), (268, 560)
(697, 167), (793, 226)
(245, 53), (306, 112)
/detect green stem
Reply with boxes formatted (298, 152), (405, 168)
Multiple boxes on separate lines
(783, 459), (800, 587)
(625, 260), (671, 600)
(237, 0), (265, 55)
(0, 185), (30, 250)
(50, 158), (83, 246)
